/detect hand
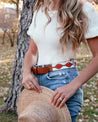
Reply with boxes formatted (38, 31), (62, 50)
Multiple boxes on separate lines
(22, 72), (42, 93)
(51, 84), (76, 108)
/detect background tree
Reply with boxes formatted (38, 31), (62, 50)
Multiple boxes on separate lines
(0, 0), (22, 18)
(0, 6), (19, 46)
(0, 0), (37, 113)
(11, 0), (20, 18)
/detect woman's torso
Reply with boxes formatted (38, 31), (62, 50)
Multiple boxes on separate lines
(31, 7), (75, 65)
(27, 1), (98, 65)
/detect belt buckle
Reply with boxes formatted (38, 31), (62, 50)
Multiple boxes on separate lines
(35, 64), (52, 74)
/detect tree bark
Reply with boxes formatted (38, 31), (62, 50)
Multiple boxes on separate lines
(7, 32), (14, 47)
(11, 0), (20, 18)
(16, 0), (20, 18)
(0, 0), (37, 113)
(2, 30), (6, 44)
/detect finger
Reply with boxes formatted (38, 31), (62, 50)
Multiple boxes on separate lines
(22, 80), (35, 90)
(59, 97), (67, 108)
(25, 83), (31, 90)
(28, 81), (41, 93)
(33, 76), (38, 82)
(51, 91), (58, 103)
(29, 82), (36, 90)
(31, 75), (41, 89)
(55, 95), (64, 107)
(55, 97), (63, 107)
(32, 79), (42, 92)
(52, 93), (61, 106)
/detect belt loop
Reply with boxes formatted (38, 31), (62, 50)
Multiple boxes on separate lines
(36, 52), (39, 65)
(70, 58), (76, 67)
(36, 67), (38, 74)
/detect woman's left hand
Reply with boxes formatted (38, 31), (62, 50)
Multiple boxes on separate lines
(51, 84), (76, 108)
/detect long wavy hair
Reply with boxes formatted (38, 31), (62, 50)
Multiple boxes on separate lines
(34, 0), (88, 52)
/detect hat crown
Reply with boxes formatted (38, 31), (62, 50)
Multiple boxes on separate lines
(18, 87), (71, 122)
(19, 101), (60, 122)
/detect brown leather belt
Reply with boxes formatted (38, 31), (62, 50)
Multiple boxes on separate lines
(31, 60), (76, 75)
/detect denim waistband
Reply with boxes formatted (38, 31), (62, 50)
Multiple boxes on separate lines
(34, 58), (76, 68)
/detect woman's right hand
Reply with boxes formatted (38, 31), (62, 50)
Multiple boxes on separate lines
(22, 72), (42, 93)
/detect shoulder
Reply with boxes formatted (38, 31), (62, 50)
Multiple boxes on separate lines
(34, 5), (44, 14)
(82, 1), (98, 24)
(82, 1), (98, 39)
(33, 6), (45, 20)
(82, 1), (96, 13)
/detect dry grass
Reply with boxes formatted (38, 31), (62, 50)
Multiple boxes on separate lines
(0, 4), (98, 122)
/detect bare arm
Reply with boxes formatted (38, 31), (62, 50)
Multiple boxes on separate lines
(70, 36), (98, 89)
(51, 36), (98, 108)
(23, 39), (38, 74)
(22, 39), (42, 92)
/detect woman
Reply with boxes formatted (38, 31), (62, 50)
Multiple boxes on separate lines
(22, 0), (98, 121)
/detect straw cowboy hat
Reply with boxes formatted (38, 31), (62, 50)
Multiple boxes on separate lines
(17, 86), (71, 122)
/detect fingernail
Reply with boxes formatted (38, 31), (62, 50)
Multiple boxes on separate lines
(52, 103), (54, 106)
(37, 90), (39, 93)
(40, 89), (42, 92)
(38, 89), (42, 93)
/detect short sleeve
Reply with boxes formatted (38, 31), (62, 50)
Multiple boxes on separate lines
(83, 2), (98, 39)
(27, 11), (36, 39)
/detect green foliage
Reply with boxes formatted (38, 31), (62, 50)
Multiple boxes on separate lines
(11, 18), (19, 33)
(0, 32), (98, 121)
(1, 0), (17, 4)
(0, 112), (18, 122)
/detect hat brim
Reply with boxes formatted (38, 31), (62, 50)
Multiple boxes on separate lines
(17, 86), (71, 122)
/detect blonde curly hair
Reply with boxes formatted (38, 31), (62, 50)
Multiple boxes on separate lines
(34, 0), (88, 52)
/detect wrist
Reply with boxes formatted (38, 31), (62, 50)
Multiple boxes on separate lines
(70, 76), (82, 91)
(23, 70), (31, 76)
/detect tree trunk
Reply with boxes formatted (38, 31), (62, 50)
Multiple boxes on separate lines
(2, 30), (6, 44)
(12, 32), (15, 46)
(7, 31), (14, 47)
(16, 0), (20, 18)
(0, 0), (37, 113)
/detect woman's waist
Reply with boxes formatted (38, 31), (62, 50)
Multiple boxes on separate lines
(37, 54), (76, 65)
(32, 59), (77, 75)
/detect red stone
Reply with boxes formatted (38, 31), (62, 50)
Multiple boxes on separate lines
(66, 63), (72, 67)
(55, 64), (62, 69)
(75, 62), (77, 66)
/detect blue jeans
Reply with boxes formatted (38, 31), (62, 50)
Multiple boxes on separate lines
(35, 66), (83, 122)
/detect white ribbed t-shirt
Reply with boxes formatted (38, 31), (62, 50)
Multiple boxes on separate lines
(27, 2), (98, 65)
